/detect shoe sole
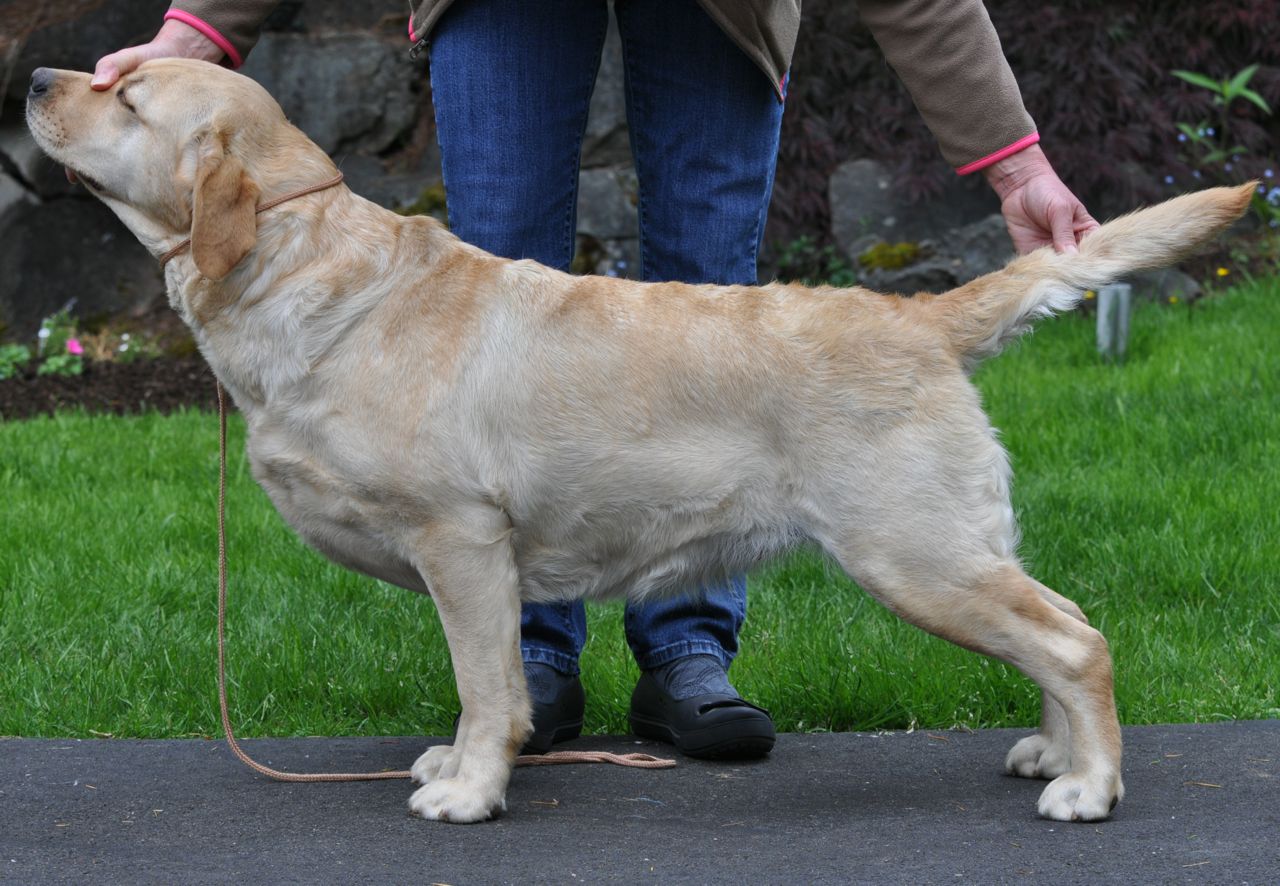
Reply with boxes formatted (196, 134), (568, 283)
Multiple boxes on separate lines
(630, 712), (775, 760)
(520, 718), (584, 756)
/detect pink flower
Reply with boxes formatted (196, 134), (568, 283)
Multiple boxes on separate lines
(66, 338), (84, 356)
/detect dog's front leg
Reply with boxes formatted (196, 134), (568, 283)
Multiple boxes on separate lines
(407, 514), (531, 823)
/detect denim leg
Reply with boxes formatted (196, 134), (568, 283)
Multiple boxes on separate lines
(614, 0), (786, 671)
(614, 0), (785, 286)
(429, 0), (610, 676)
(429, 0), (609, 268)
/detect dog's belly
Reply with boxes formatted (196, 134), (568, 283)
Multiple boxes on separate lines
(242, 405), (810, 604)
(510, 508), (804, 604)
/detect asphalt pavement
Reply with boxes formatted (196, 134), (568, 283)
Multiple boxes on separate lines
(3, 722), (1277, 884)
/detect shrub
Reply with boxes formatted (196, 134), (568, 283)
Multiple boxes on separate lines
(0, 344), (32, 380)
(769, 0), (1280, 249)
(772, 235), (857, 286)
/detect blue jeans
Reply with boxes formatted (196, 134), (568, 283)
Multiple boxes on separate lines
(430, 0), (784, 674)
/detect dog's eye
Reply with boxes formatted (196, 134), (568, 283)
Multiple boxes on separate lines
(117, 89), (137, 114)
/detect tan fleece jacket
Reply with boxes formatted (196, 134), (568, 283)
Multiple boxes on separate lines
(163, 0), (1037, 172)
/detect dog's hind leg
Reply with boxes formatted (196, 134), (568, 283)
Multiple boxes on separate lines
(1004, 580), (1091, 780)
(406, 511), (532, 823)
(839, 555), (1123, 821)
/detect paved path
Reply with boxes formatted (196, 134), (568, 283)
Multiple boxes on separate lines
(3, 722), (1276, 884)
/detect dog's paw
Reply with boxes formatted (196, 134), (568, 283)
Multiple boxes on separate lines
(408, 778), (505, 823)
(410, 744), (459, 784)
(1036, 771), (1125, 822)
(1005, 732), (1071, 780)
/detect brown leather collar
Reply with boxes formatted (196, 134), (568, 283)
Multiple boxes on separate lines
(158, 171), (345, 269)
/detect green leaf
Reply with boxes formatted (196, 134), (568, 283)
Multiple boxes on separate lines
(1226, 64), (1260, 97)
(1172, 69), (1224, 93)
(1238, 88), (1273, 115)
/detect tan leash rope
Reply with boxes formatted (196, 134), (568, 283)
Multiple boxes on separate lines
(215, 383), (676, 778)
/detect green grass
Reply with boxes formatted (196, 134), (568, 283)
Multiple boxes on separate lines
(2, 279), (1278, 739)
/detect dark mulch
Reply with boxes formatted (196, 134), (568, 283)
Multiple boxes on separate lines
(0, 357), (220, 421)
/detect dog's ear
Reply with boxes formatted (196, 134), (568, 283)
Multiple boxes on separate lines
(191, 127), (259, 281)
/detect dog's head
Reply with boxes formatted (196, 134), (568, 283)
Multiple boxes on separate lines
(25, 59), (332, 280)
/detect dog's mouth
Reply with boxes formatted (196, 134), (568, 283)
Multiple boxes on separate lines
(65, 165), (106, 194)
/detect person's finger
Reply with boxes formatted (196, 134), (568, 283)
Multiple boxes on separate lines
(91, 43), (171, 89)
(91, 47), (142, 89)
(1049, 200), (1078, 254)
(1074, 207), (1101, 244)
(90, 59), (118, 90)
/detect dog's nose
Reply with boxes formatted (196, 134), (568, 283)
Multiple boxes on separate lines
(28, 68), (54, 98)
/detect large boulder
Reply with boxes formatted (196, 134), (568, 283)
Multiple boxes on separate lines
(581, 16), (632, 169)
(0, 121), (77, 198)
(1, 1), (171, 106)
(0, 1), (434, 344)
(858, 213), (1015, 294)
(0, 169), (34, 227)
(576, 167), (639, 241)
(829, 158), (1000, 261)
(240, 33), (421, 156)
(0, 193), (161, 341)
(1126, 268), (1202, 303)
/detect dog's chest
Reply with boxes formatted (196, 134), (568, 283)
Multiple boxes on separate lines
(244, 424), (427, 592)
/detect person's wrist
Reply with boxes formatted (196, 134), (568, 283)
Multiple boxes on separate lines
(155, 18), (225, 63)
(982, 143), (1053, 202)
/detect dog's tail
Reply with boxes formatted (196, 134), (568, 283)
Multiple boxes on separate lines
(916, 182), (1255, 368)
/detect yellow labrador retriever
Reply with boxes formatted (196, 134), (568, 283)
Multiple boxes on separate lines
(26, 59), (1251, 824)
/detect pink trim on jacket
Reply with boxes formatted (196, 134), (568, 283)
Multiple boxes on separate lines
(408, 17), (418, 43)
(163, 9), (243, 68)
(955, 132), (1040, 176)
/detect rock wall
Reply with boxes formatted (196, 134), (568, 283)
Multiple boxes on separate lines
(0, 0), (653, 341)
(0, 1), (1185, 342)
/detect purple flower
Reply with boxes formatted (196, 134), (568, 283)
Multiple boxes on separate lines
(1164, 174), (1175, 184)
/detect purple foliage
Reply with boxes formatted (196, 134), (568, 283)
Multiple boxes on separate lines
(768, 0), (1280, 248)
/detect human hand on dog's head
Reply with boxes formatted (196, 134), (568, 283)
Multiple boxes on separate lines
(982, 143), (1100, 255)
(91, 18), (224, 91)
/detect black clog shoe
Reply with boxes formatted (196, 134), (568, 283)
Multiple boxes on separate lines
(629, 668), (776, 760)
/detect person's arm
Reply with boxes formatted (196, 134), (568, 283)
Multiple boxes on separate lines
(857, 0), (1097, 253)
(92, 1), (280, 90)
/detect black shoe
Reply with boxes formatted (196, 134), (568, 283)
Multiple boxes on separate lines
(520, 663), (585, 755)
(629, 656), (775, 760)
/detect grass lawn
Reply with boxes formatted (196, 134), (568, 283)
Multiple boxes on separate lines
(2, 277), (1277, 740)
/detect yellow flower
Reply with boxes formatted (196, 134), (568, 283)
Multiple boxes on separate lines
(1216, 267), (1230, 277)
(1169, 295), (1180, 304)
(1084, 290), (1096, 299)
